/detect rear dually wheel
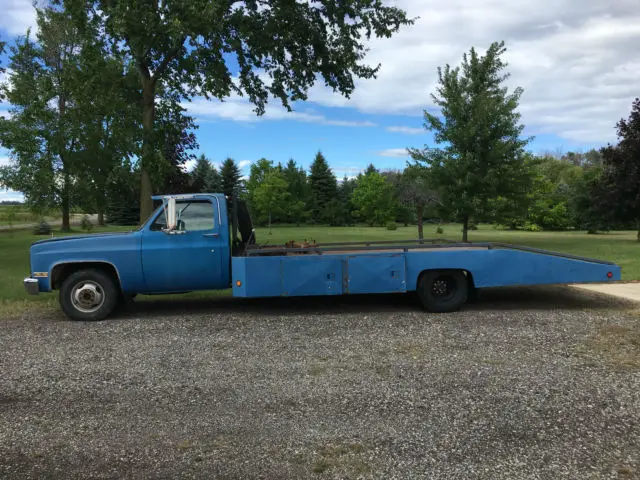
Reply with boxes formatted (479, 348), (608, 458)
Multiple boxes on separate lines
(417, 269), (468, 313)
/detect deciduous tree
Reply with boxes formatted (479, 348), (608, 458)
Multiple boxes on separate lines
(408, 41), (532, 241)
(351, 170), (396, 226)
(0, 8), (101, 231)
(252, 169), (289, 233)
(59, 0), (413, 223)
(596, 98), (640, 240)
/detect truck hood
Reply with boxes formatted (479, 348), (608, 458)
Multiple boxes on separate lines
(31, 231), (135, 246)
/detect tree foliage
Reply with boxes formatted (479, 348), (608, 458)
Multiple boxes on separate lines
(351, 171), (396, 226)
(220, 157), (241, 197)
(408, 41), (533, 241)
(308, 151), (339, 224)
(57, 0), (413, 222)
(252, 169), (290, 233)
(0, 8), (101, 230)
(595, 98), (640, 240)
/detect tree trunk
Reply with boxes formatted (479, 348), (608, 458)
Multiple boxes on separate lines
(417, 205), (424, 242)
(268, 211), (272, 235)
(98, 211), (105, 226)
(139, 75), (156, 224)
(462, 214), (469, 242)
(61, 171), (71, 232)
(637, 219), (640, 242)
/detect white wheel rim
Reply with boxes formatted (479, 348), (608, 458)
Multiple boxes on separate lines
(71, 281), (105, 313)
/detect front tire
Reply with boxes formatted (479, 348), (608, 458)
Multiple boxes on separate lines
(417, 270), (468, 313)
(59, 269), (120, 321)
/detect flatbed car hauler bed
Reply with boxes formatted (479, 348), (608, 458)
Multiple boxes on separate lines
(23, 193), (621, 321)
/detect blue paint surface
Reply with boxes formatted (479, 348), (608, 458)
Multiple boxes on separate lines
(232, 248), (620, 298)
(28, 193), (231, 294)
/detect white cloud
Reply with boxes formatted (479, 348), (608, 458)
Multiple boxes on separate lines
(180, 159), (197, 173)
(0, 0), (38, 36)
(237, 160), (252, 169)
(377, 148), (410, 158)
(181, 95), (377, 128)
(0, 156), (9, 166)
(386, 126), (424, 135)
(304, 0), (640, 144)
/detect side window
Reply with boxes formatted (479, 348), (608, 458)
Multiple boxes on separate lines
(178, 201), (214, 231)
(150, 200), (215, 231)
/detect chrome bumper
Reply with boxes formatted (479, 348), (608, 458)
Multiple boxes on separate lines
(24, 277), (40, 295)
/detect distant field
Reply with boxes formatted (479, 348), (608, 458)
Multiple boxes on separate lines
(0, 205), (52, 226)
(0, 223), (637, 317)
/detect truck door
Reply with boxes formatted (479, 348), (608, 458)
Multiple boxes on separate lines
(141, 198), (225, 292)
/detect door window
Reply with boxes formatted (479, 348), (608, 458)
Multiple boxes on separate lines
(150, 200), (215, 231)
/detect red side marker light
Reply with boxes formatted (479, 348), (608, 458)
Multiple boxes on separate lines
(607, 272), (613, 279)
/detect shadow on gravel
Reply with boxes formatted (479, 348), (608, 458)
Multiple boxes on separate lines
(115, 285), (636, 320)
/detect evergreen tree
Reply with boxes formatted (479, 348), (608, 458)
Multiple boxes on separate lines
(105, 160), (140, 225)
(283, 159), (310, 224)
(204, 165), (221, 193)
(190, 154), (213, 192)
(364, 163), (378, 175)
(220, 157), (241, 197)
(308, 151), (338, 224)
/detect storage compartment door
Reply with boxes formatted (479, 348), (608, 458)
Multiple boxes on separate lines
(346, 254), (407, 294)
(281, 256), (343, 296)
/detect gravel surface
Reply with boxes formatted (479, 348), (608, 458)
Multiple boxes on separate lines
(1, 286), (639, 479)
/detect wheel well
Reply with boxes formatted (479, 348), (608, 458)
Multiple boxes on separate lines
(51, 262), (122, 291)
(416, 269), (475, 290)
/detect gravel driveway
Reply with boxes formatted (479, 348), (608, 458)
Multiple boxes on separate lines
(1, 286), (639, 479)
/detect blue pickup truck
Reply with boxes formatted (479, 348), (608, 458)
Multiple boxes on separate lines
(24, 192), (621, 321)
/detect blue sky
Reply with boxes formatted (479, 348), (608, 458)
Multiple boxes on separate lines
(2, 0), (639, 201)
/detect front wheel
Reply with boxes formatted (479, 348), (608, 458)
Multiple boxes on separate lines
(59, 269), (120, 321)
(417, 270), (468, 313)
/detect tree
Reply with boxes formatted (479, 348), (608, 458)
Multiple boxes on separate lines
(408, 41), (533, 241)
(596, 98), (640, 240)
(364, 163), (378, 175)
(0, 8), (101, 231)
(204, 165), (221, 193)
(105, 159), (140, 225)
(308, 151), (338, 224)
(190, 154), (214, 193)
(0, 39), (6, 100)
(351, 171), (396, 226)
(220, 157), (241, 198)
(252, 169), (290, 233)
(396, 165), (440, 239)
(283, 159), (310, 224)
(71, 48), (142, 226)
(153, 90), (199, 196)
(59, 0), (413, 223)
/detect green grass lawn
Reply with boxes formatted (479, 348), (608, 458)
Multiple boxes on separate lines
(0, 223), (637, 316)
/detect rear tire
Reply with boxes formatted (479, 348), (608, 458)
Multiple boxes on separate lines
(417, 270), (468, 313)
(59, 269), (120, 321)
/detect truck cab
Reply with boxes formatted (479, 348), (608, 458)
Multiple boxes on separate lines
(24, 193), (253, 321)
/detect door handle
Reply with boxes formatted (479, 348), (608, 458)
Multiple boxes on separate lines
(203, 233), (219, 238)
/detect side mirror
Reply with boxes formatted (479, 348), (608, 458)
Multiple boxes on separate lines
(161, 197), (185, 234)
(166, 197), (177, 230)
